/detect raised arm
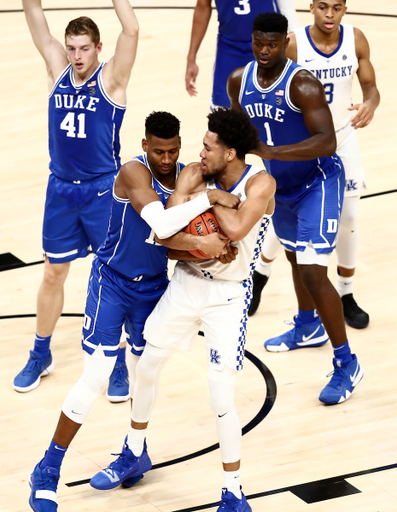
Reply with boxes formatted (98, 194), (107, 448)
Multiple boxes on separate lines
(278, 0), (299, 31)
(102, 0), (139, 102)
(349, 27), (380, 129)
(22, 0), (68, 87)
(212, 171), (276, 242)
(253, 70), (336, 161)
(185, 0), (213, 97)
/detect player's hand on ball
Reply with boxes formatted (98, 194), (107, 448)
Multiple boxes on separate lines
(208, 189), (240, 209)
(216, 243), (238, 264)
(197, 232), (229, 259)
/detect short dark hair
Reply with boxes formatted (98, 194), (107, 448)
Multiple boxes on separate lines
(207, 108), (260, 160)
(253, 12), (288, 35)
(65, 16), (100, 46)
(145, 111), (181, 139)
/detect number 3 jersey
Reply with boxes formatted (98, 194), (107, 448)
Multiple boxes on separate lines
(294, 24), (358, 132)
(96, 155), (184, 281)
(239, 59), (340, 192)
(48, 63), (125, 182)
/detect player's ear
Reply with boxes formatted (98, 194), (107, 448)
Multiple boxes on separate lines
(226, 148), (236, 161)
(309, 3), (315, 15)
(142, 137), (148, 152)
(178, 136), (182, 149)
(96, 42), (103, 55)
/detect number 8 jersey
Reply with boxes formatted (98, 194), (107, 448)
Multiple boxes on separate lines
(48, 63), (125, 182)
(294, 24), (358, 132)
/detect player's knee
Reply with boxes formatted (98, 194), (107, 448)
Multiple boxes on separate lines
(62, 377), (103, 424)
(339, 211), (358, 232)
(43, 259), (70, 287)
(208, 371), (235, 416)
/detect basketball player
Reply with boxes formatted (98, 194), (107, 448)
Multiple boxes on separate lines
(90, 108), (275, 512)
(249, 0), (380, 327)
(186, 0), (298, 109)
(228, 12), (364, 404)
(28, 111), (239, 512)
(14, 0), (139, 401)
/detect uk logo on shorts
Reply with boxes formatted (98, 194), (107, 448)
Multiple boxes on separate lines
(210, 349), (221, 365)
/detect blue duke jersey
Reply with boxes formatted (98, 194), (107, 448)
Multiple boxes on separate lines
(183, 165), (272, 282)
(48, 63), (125, 182)
(239, 59), (340, 191)
(217, 0), (280, 44)
(96, 155), (184, 281)
(294, 24), (359, 131)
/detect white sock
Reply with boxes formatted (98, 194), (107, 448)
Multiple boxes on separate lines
(336, 274), (354, 297)
(223, 469), (241, 499)
(127, 427), (146, 457)
(255, 257), (273, 277)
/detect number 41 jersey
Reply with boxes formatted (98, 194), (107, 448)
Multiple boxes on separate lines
(48, 63), (125, 182)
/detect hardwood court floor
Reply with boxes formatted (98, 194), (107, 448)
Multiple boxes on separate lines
(0, 1), (396, 511)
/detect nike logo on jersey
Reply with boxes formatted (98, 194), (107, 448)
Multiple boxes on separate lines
(59, 83), (69, 88)
(301, 326), (320, 342)
(305, 59), (315, 63)
(98, 189), (110, 197)
(306, 179), (315, 189)
(245, 90), (255, 95)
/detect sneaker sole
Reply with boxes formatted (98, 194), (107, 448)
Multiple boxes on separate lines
(265, 338), (328, 352)
(345, 317), (369, 329)
(13, 361), (55, 393)
(106, 392), (130, 403)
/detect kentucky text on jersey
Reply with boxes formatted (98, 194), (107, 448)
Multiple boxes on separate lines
(309, 65), (353, 80)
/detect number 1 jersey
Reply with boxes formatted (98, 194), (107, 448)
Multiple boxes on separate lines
(48, 63), (125, 182)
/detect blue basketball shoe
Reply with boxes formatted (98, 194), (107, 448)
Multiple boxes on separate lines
(106, 362), (130, 403)
(90, 438), (151, 490)
(264, 316), (329, 352)
(29, 459), (59, 512)
(14, 351), (54, 392)
(319, 354), (363, 405)
(216, 488), (252, 512)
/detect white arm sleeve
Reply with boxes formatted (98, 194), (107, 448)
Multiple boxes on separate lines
(278, 0), (299, 31)
(140, 192), (212, 239)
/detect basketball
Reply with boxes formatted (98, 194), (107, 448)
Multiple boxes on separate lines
(184, 211), (223, 259)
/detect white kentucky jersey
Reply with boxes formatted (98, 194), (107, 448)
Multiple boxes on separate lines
(183, 165), (272, 282)
(294, 24), (358, 131)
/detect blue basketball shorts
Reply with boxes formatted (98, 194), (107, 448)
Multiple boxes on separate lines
(212, 38), (253, 109)
(82, 257), (169, 357)
(273, 160), (345, 254)
(42, 173), (115, 264)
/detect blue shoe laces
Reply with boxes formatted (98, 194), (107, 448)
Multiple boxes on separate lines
(110, 365), (128, 388)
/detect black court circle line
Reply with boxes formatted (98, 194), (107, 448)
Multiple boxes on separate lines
(65, 349), (277, 487)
